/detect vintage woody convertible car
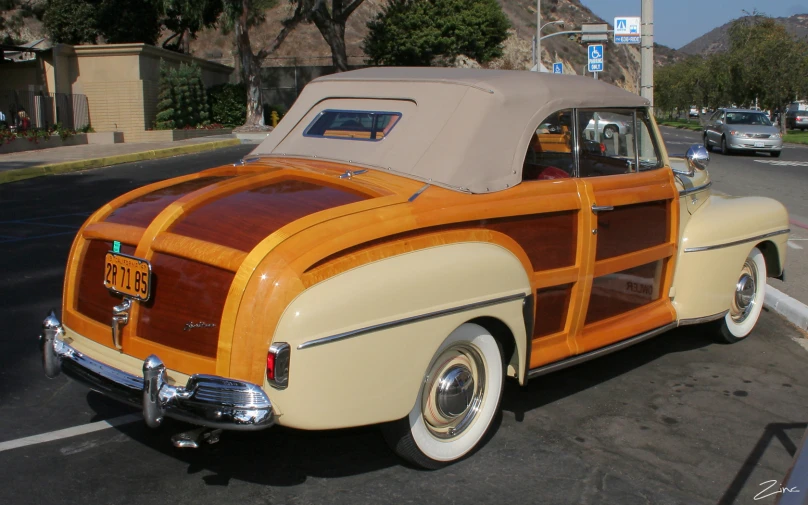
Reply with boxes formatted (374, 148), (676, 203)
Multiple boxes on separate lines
(39, 68), (789, 469)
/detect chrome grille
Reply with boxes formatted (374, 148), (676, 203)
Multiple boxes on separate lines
(752, 134), (771, 139)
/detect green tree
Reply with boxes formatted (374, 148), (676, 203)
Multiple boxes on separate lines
(43, 0), (99, 44)
(44, 0), (161, 45)
(363, 0), (510, 67)
(160, 0), (223, 53)
(726, 13), (808, 110)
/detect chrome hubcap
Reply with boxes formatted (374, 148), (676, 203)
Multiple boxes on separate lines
(436, 365), (475, 418)
(422, 343), (486, 439)
(731, 259), (758, 323)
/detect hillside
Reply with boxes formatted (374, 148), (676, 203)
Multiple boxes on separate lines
(188, 0), (646, 91)
(679, 13), (808, 55)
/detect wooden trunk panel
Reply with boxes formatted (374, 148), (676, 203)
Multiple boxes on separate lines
(105, 176), (233, 227)
(136, 253), (234, 358)
(76, 240), (136, 325)
(169, 179), (368, 252)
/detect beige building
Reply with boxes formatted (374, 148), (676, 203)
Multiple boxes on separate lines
(2, 43), (233, 142)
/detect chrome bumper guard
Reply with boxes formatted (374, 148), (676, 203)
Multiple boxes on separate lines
(40, 311), (274, 431)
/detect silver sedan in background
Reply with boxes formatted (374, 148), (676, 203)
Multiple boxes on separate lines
(704, 108), (783, 157)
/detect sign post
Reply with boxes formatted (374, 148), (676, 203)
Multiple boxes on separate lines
(587, 44), (603, 79)
(614, 16), (641, 44)
(552, 62), (563, 74)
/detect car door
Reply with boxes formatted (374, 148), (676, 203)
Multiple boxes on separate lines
(706, 110), (723, 146)
(572, 108), (679, 354)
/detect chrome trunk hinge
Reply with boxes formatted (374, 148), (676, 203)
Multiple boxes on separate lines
(111, 298), (132, 350)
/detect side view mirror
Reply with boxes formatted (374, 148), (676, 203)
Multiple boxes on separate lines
(671, 144), (709, 177)
(715, 120), (723, 126)
(687, 144), (710, 171)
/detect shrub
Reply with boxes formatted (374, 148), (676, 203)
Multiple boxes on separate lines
(155, 60), (211, 130)
(208, 83), (247, 126)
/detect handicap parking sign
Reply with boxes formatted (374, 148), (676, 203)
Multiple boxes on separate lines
(553, 62), (563, 74)
(587, 44), (603, 73)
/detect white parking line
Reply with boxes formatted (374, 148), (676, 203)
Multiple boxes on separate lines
(755, 160), (808, 167)
(788, 241), (804, 250)
(0, 414), (141, 453)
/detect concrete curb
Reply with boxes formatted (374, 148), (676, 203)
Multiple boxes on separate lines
(765, 284), (808, 331)
(0, 138), (242, 185)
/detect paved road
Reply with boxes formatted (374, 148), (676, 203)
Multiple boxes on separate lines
(660, 127), (808, 306)
(0, 143), (806, 504)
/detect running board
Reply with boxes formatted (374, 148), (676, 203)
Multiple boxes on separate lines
(527, 321), (679, 379)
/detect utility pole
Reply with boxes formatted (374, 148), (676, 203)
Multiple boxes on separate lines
(536, 0), (541, 71)
(641, 0), (654, 106)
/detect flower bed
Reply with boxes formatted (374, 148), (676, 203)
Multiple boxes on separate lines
(0, 130), (89, 154)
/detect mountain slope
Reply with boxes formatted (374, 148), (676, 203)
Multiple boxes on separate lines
(679, 13), (808, 55)
(190, 0), (647, 90)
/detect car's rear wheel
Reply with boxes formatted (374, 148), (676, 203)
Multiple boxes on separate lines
(382, 323), (504, 469)
(714, 247), (766, 343)
(721, 135), (732, 155)
(603, 125), (618, 140)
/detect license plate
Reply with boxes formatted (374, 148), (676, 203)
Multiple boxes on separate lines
(754, 141), (765, 147)
(104, 252), (152, 301)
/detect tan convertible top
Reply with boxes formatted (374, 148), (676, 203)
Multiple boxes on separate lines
(251, 67), (649, 193)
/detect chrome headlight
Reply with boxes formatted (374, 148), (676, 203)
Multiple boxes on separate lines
(771, 133), (782, 139)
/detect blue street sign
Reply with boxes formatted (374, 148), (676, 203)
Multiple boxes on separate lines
(614, 16), (641, 44)
(587, 44), (603, 73)
(553, 62), (563, 74)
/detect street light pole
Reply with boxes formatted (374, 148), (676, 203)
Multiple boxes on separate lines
(641, 0), (654, 106)
(536, 0), (541, 71)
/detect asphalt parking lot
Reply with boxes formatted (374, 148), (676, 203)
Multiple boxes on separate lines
(0, 142), (806, 505)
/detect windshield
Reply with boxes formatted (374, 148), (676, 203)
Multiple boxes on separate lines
(725, 112), (772, 126)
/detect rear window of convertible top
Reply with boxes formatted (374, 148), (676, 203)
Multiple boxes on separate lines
(303, 110), (402, 141)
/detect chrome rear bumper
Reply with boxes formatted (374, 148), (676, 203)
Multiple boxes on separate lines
(40, 311), (274, 431)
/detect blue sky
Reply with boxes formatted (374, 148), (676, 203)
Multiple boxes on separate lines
(579, 1), (808, 49)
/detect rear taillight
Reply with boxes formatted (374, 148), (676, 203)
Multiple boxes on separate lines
(266, 342), (290, 389)
(599, 143), (606, 154)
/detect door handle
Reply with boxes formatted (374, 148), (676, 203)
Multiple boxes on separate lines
(591, 204), (614, 214)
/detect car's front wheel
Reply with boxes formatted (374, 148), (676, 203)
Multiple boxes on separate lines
(603, 125), (618, 140)
(382, 323), (504, 469)
(714, 247), (767, 343)
(772, 151), (782, 158)
(704, 134), (712, 152)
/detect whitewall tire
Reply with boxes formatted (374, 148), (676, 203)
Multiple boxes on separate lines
(382, 323), (504, 469)
(716, 247), (767, 343)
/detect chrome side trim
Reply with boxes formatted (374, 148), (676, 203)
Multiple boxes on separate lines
(408, 183), (431, 202)
(678, 181), (712, 197)
(527, 322), (677, 379)
(677, 310), (728, 326)
(683, 229), (791, 253)
(298, 292), (528, 350)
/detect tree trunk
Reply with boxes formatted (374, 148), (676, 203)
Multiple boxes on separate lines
(311, 9), (349, 71)
(236, 0), (264, 126)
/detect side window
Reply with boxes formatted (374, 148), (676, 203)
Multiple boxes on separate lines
(577, 109), (635, 178)
(636, 109), (662, 170)
(710, 110), (722, 122)
(522, 109), (574, 181)
(577, 108), (662, 178)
